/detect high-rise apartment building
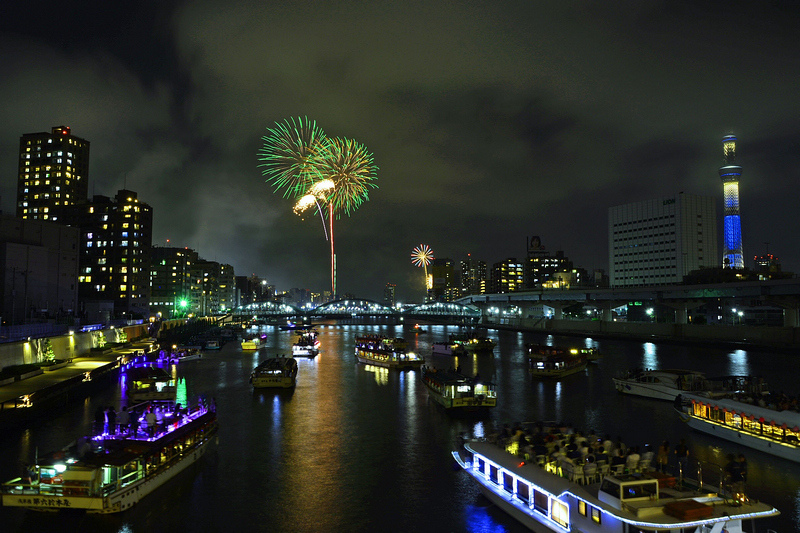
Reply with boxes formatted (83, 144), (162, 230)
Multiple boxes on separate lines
(460, 255), (487, 296)
(383, 283), (396, 307)
(72, 190), (153, 317)
(720, 135), (744, 269)
(150, 246), (197, 318)
(491, 258), (524, 293)
(609, 193), (717, 287)
(430, 258), (456, 302)
(16, 126), (90, 222)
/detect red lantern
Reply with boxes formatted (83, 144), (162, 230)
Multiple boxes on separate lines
(759, 417), (765, 423)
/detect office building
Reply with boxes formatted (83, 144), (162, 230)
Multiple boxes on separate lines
(719, 135), (744, 269)
(16, 126), (90, 222)
(524, 236), (572, 288)
(609, 193), (717, 287)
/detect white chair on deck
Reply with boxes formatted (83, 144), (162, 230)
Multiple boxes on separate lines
(583, 462), (599, 484)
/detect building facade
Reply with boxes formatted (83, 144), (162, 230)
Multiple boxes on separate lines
(460, 255), (487, 296)
(16, 126), (90, 222)
(430, 258), (457, 302)
(71, 190), (153, 318)
(0, 215), (79, 324)
(491, 258), (524, 293)
(150, 246), (197, 318)
(524, 236), (572, 289)
(609, 193), (718, 287)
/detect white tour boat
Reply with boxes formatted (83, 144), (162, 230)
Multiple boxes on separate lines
(431, 341), (466, 357)
(454, 438), (779, 532)
(677, 392), (800, 463)
(1, 399), (217, 513)
(615, 369), (768, 402)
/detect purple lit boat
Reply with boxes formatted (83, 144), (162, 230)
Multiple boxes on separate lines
(1, 399), (218, 513)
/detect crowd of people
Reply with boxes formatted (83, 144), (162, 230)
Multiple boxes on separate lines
(93, 398), (214, 440)
(481, 421), (745, 491)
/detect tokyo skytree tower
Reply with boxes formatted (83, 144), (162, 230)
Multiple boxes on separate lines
(719, 135), (744, 269)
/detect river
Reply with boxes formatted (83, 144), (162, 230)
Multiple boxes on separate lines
(0, 323), (798, 532)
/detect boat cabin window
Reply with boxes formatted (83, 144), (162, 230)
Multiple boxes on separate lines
(599, 478), (620, 499)
(532, 489), (548, 515)
(621, 482), (657, 500)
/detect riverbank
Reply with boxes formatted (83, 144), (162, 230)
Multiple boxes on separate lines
(484, 316), (800, 352)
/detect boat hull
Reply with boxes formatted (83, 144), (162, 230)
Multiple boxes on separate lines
(612, 379), (678, 401)
(529, 363), (587, 379)
(251, 376), (295, 388)
(355, 350), (423, 371)
(683, 412), (800, 462)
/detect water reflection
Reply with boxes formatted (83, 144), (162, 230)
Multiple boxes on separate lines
(726, 349), (750, 376)
(642, 342), (658, 369)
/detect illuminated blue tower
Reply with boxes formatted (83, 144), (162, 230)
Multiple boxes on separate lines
(719, 135), (744, 269)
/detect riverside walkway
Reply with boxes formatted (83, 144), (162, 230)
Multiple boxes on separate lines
(0, 340), (157, 423)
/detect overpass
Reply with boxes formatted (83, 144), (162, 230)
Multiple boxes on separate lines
(455, 278), (800, 328)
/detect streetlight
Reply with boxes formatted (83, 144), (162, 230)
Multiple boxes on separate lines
(646, 308), (654, 322)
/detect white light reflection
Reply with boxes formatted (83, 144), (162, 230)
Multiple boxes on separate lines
(727, 349), (750, 376)
(642, 342), (658, 369)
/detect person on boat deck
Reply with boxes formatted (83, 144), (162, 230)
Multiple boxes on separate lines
(641, 444), (655, 465)
(118, 405), (130, 432)
(674, 438), (690, 474)
(625, 446), (641, 471)
(657, 441), (670, 473)
(595, 446), (608, 464)
(107, 406), (117, 435)
(725, 453), (746, 494)
(94, 405), (106, 434)
(146, 408), (157, 437)
(602, 435), (615, 456)
(610, 449), (626, 468)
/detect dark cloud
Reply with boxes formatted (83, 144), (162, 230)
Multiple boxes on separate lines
(2, 0), (800, 301)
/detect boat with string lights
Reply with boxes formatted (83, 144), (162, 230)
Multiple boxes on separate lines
(677, 392), (800, 463)
(292, 328), (320, 357)
(453, 436), (780, 533)
(250, 356), (298, 389)
(421, 366), (496, 411)
(527, 344), (588, 379)
(450, 333), (496, 353)
(354, 336), (423, 371)
(1, 399), (217, 514)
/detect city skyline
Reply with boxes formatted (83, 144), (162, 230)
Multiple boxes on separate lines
(2, 2), (799, 301)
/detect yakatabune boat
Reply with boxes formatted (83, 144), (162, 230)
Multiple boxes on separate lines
(354, 336), (423, 371)
(677, 392), (800, 463)
(250, 356), (298, 388)
(527, 344), (588, 379)
(454, 438), (779, 532)
(1, 399), (217, 513)
(421, 366), (496, 411)
(292, 328), (320, 357)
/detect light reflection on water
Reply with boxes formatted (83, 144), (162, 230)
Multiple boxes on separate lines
(0, 324), (798, 532)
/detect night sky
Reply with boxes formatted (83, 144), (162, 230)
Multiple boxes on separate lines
(2, 1), (799, 302)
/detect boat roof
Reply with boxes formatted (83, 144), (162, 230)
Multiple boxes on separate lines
(683, 393), (800, 427)
(125, 366), (172, 381)
(423, 367), (494, 386)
